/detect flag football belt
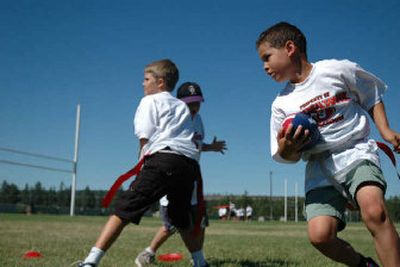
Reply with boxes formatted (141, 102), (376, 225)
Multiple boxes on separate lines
(102, 157), (145, 208)
(101, 152), (205, 237)
(376, 141), (399, 179)
(101, 142), (397, 210)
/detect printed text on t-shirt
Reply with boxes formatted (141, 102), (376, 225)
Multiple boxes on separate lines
(300, 91), (351, 127)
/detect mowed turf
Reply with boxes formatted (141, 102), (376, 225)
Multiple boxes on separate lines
(0, 214), (383, 266)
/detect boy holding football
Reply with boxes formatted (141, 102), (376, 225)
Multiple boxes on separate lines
(256, 21), (400, 266)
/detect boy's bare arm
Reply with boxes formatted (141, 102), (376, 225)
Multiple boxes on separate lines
(369, 102), (400, 153)
(202, 136), (227, 154)
(138, 138), (149, 158)
(277, 124), (310, 161)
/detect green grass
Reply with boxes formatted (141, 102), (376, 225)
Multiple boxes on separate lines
(0, 214), (384, 266)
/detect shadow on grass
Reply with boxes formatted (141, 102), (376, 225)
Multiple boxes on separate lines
(208, 257), (299, 266)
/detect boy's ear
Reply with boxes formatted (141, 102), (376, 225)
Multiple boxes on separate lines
(157, 78), (166, 89)
(285, 40), (297, 57)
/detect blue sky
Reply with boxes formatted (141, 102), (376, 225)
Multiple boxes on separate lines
(1, 0), (399, 198)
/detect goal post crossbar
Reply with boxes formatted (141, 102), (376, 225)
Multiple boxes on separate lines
(0, 147), (73, 163)
(0, 159), (73, 174)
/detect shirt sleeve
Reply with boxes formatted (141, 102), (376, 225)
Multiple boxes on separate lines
(198, 114), (205, 141)
(134, 97), (158, 139)
(342, 60), (387, 111)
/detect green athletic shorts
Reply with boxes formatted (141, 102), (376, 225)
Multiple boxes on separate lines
(305, 160), (386, 231)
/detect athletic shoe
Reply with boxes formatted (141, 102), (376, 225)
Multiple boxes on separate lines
(358, 255), (379, 267)
(190, 259), (209, 267)
(135, 250), (155, 267)
(77, 262), (96, 267)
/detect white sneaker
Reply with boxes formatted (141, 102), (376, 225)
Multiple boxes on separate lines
(77, 261), (96, 267)
(135, 250), (155, 267)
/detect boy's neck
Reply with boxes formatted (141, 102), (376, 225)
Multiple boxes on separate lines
(147, 89), (169, 96)
(290, 57), (313, 84)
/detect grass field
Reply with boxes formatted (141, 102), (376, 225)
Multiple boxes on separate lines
(0, 214), (384, 267)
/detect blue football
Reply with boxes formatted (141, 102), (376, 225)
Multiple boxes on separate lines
(291, 113), (320, 150)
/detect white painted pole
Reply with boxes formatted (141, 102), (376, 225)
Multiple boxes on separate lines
(269, 171), (273, 220)
(70, 104), (81, 216)
(295, 183), (298, 223)
(284, 179), (287, 222)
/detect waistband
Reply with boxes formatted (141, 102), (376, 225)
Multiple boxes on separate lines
(151, 148), (198, 164)
(158, 146), (182, 155)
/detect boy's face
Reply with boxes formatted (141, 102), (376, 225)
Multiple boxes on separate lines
(187, 102), (201, 116)
(142, 72), (163, 96)
(257, 41), (293, 82)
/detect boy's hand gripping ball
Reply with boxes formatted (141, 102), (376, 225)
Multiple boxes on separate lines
(281, 113), (320, 151)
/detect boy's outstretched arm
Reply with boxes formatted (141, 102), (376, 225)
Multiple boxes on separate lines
(202, 136), (227, 154)
(277, 124), (310, 162)
(369, 102), (400, 153)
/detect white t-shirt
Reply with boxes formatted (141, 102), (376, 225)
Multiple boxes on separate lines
(236, 208), (245, 217)
(218, 207), (227, 217)
(270, 59), (386, 193)
(134, 91), (199, 161)
(192, 113), (205, 154)
(160, 113), (205, 207)
(246, 206), (253, 216)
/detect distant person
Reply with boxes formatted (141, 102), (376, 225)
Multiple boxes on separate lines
(218, 207), (228, 220)
(256, 21), (400, 266)
(135, 82), (227, 267)
(245, 205), (253, 221)
(228, 202), (236, 220)
(77, 59), (202, 267)
(236, 207), (245, 221)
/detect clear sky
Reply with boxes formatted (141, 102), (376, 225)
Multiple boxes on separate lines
(1, 0), (399, 197)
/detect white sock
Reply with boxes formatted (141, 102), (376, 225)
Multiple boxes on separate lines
(145, 247), (155, 255)
(191, 250), (206, 267)
(84, 247), (105, 265)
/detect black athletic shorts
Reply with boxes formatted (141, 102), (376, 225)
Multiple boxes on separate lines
(114, 152), (200, 229)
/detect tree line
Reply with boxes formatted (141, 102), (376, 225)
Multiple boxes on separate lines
(0, 180), (112, 215)
(2, 180), (400, 222)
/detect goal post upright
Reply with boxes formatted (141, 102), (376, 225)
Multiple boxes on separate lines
(70, 104), (81, 216)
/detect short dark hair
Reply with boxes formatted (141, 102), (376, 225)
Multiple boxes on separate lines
(256, 22), (307, 58)
(145, 59), (179, 91)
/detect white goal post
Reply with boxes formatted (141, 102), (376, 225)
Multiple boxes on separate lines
(0, 104), (81, 216)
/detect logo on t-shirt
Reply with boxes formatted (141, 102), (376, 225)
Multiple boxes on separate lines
(299, 91), (350, 127)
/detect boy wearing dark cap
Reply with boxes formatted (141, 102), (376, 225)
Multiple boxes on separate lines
(135, 82), (227, 267)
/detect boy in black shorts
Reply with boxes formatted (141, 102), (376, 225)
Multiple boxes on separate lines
(78, 59), (201, 267)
